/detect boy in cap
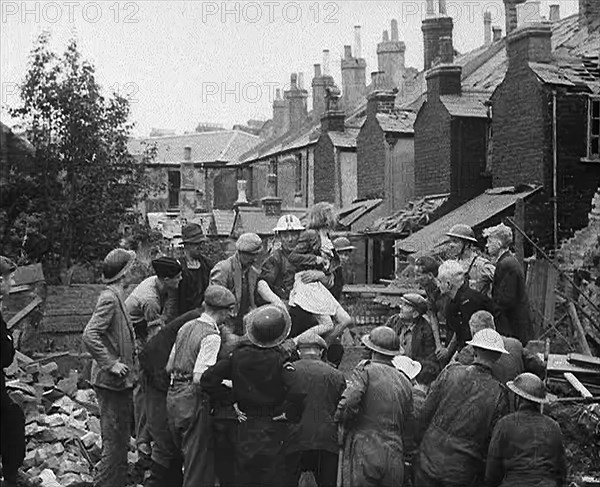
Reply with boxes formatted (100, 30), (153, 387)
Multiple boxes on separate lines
(125, 256), (182, 459)
(210, 232), (262, 336)
(335, 326), (414, 487)
(178, 223), (211, 314)
(1, 256), (26, 487)
(284, 333), (346, 487)
(201, 304), (306, 487)
(486, 373), (566, 487)
(165, 284), (236, 487)
(83, 249), (137, 487)
(484, 223), (534, 345)
(415, 329), (509, 487)
(384, 293), (440, 378)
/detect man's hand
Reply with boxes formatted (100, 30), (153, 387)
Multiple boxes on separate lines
(109, 362), (129, 377)
(300, 270), (326, 284)
(435, 346), (450, 362)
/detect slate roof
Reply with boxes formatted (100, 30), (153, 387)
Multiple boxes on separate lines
(439, 94), (489, 118)
(337, 199), (383, 228)
(328, 129), (360, 148)
(129, 130), (260, 164)
(211, 210), (237, 236)
(376, 111), (417, 133)
(396, 185), (541, 255)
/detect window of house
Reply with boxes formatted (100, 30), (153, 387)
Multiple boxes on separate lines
(269, 160), (277, 175)
(295, 154), (303, 195)
(168, 170), (181, 208)
(588, 97), (600, 160)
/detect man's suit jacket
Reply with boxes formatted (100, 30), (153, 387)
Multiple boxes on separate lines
(210, 252), (259, 315)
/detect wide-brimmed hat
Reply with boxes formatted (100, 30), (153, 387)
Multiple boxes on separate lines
(466, 329), (509, 354)
(333, 237), (356, 253)
(392, 356), (422, 380)
(445, 224), (478, 244)
(400, 293), (428, 315)
(152, 256), (182, 278)
(103, 249), (136, 284)
(181, 223), (205, 244)
(273, 214), (304, 233)
(507, 372), (550, 404)
(361, 326), (404, 356)
(245, 304), (292, 348)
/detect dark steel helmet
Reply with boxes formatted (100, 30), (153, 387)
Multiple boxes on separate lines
(361, 326), (404, 356)
(103, 249), (136, 284)
(446, 224), (478, 244)
(507, 372), (549, 404)
(245, 305), (292, 348)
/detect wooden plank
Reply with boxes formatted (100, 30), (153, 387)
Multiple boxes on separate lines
(7, 296), (42, 330)
(514, 198), (525, 267)
(568, 353), (600, 369)
(547, 354), (600, 375)
(568, 302), (593, 356)
(564, 372), (594, 398)
(542, 265), (557, 337)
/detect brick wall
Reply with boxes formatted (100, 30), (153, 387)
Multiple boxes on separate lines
(386, 137), (415, 212)
(212, 167), (238, 210)
(414, 99), (452, 197)
(451, 118), (491, 201)
(314, 135), (336, 203)
(491, 66), (549, 188)
(357, 117), (386, 199)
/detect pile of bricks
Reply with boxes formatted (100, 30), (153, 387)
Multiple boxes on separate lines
(4, 353), (140, 487)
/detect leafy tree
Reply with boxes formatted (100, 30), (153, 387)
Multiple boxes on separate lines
(3, 31), (159, 281)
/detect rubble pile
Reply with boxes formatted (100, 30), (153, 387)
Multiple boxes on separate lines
(4, 354), (141, 487)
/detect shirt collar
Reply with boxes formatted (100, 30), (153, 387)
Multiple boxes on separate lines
(199, 312), (219, 331)
(494, 249), (511, 264)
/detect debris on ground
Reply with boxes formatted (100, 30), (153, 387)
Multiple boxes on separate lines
(4, 353), (144, 487)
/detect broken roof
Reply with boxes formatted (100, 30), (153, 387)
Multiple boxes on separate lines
(367, 195), (449, 235)
(233, 207), (307, 237)
(439, 94), (489, 118)
(328, 129), (360, 149)
(338, 199), (383, 228)
(376, 111), (416, 133)
(129, 130), (260, 165)
(396, 185), (541, 255)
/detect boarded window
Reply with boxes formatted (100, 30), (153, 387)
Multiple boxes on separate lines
(168, 170), (181, 208)
(588, 97), (600, 159)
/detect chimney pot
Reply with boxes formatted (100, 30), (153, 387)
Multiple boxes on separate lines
(298, 72), (305, 90)
(236, 179), (249, 204)
(549, 4), (560, 22)
(290, 73), (298, 89)
(439, 0), (447, 16)
(426, 0), (435, 17)
(391, 19), (399, 40)
(354, 26), (362, 59)
(344, 45), (352, 59)
(275, 88), (281, 99)
(383, 30), (389, 41)
(323, 50), (331, 75)
(493, 26), (502, 41)
(314, 64), (322, 77)
(484, 11), (493, 46)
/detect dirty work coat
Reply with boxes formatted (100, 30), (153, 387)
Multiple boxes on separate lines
(416, 361), (508, 486)
(486, 409), (567, 487)
(335, 359), (415, 487)
(83, 285), (136, 391)
(492, 251), (534, 345)
(210, 253), (259, 317)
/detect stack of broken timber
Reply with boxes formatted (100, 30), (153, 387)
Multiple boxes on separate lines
(547, 353), (600, 402)
(4, 351), (141, 487)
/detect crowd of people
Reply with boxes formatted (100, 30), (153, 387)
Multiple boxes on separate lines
(0, 202), (569, 487)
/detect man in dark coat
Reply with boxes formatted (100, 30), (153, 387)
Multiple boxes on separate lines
(335, 326), (414, 487)
(284, 333), (346, 487)
(201, 305), (306, 487)
(177, 223), (211, 315)
(484, 223), (534, 345)
(415, 329), (509, 487)
(435, 260), (495, 364)
(455, 310), (545, 384)
(1, 256), (26, 487)
(486, 373), (567, 487)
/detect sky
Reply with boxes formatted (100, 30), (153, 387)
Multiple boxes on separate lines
(1, 0), (580, 137)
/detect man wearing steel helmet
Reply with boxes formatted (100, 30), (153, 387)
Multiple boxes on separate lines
(445, 224), (495, 297)
(201, 304), (306, 487)
(415, 329), (509, 487)
(335, 326), (415, 487)
(1, 256), (27, 487)
(486, 373), (566, 487)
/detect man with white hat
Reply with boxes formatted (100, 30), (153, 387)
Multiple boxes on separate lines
(415, 329), (509, 487)
(210, 232), (262, 336)
(335, 326), (414, 487)
(484, 223), (533, 345)
(284, 332), (346, 487)
(486, 373), (566, 487)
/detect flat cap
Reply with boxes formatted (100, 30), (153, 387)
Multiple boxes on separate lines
(236, 233), (262, 254)
(400, 293), (428, 315)
(151, 256), (182, 278)
(204, 284), (236, 309)
(296, 332), (327, 350)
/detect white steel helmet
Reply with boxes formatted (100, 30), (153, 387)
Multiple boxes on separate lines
(273, 214), (304, 233)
